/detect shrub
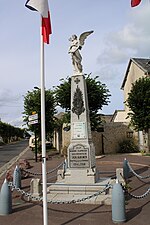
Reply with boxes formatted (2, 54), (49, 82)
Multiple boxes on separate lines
(118, 139), (139, 153)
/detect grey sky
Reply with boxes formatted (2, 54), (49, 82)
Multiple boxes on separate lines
(0, 0), (150, 127)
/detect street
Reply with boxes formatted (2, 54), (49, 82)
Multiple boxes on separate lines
(0, 140), (28, 168)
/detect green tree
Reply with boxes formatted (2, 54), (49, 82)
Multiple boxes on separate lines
(54, 74), (111, 131)
(0, 121), (24, 143)
(23, 88), (56, 139)
(126, 77), (150, 132)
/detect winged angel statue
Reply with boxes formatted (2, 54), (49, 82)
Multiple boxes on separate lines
(68, 31), (94, 74)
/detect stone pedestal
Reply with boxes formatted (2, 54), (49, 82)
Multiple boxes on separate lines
(116, 168), (125, 185)
(30, 178), (42, 197)
(63, 73), (96, 184)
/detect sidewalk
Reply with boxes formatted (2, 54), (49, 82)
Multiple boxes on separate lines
(0, 148), (149, 225)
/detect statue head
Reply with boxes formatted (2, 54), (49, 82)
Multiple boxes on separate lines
(69, 34), (77, 42)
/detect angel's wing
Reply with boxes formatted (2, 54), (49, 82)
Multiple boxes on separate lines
(79, 31), (94, 46)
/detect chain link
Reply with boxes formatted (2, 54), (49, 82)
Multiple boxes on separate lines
(122, 160), (150, 199)
(127, 161), (150, 179)
(8, 158), (150, 203)
(9, 178), (150, 202)
(9, 182), (32, 198)
(46, 184), (112, 204)
(122, 183), (150, 199)
(21, 162), (64, 176)
(125, 186), (150, 199)
(8, 182), (112, 204)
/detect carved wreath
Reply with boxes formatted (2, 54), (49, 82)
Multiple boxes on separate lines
(72, 86), (85, 119)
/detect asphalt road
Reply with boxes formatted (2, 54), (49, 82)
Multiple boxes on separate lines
(0, 140), (29, 168)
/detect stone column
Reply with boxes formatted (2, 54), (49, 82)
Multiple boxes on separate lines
(65, 73), (96, 184)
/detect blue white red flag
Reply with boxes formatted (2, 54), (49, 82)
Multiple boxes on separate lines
(25, 0), (52, 44)
(131, 0), (141, 7)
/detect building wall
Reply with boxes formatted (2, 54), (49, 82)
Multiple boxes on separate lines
(112, 60), (150, 152)
(123, 62), (145, 113)
(113, 61), (145, 123)
(60, 122), (134, 155)
(102, 123), (135, 154)
(113, 110), (128, 123)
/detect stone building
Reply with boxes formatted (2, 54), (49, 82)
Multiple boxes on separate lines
(113, 58), (150, 152)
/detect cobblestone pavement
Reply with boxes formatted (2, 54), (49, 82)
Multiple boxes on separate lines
(0, 148), (149, 225)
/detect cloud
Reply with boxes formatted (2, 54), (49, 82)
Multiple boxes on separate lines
(97, 5), (150, 66)
(97, 47), (129, 65)
(8, 116), (24, 128)
(94, 64), (124, 83)
(0, 89), (24, 125)
(0, 89), (21, 107)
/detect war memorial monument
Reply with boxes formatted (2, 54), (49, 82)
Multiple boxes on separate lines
(48, 31), (114, 205)
(64, 31), (96, 184)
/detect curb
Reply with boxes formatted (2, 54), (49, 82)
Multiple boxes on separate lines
(0, 146), (30, 178)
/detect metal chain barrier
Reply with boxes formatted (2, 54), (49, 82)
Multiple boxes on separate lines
(8, 182), (112, 204)
(126, 187), (150, 199)
(127, 161), (150, 179)
(21, 161), (64, 176)
(47, 184), (112, 204)
(122, 160), (150, 199)
(8, 182), (32, 198)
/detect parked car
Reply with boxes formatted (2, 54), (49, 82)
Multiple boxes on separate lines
(29, 136), (52, 149)
(29, 136), (35, 148)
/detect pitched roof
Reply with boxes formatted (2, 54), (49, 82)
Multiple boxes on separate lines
(121, 58), (150, 89)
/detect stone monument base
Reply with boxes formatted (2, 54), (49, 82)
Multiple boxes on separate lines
(65, 141), (96, 184)
(58, 168), (97, 184)
(46, 166), (125, 205)
(47, 177), (114, 205)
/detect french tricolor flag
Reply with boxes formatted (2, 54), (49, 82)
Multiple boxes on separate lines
(131, 0), (141, 7)
(25, 0), (52, 44)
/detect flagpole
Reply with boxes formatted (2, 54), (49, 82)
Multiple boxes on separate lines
(40, 27), (48, 225)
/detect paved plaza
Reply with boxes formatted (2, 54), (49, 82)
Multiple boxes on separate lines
(0, 147), (149, 225)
